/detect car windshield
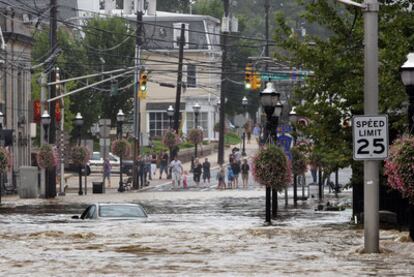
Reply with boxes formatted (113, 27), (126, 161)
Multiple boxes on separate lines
(98, 205), (146, 218)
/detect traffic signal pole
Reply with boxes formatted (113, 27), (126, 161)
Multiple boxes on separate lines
(133, 4), (143, 189)
(218, 0), (229, 165)
(173, 24), (185, 135)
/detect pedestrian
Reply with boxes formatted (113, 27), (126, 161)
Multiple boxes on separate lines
(246, 120), (252, 144)
(241, 158), (250, 189)
(159, 151), (169, 179)
(145, 155), (152, 181)
(202, 157), (211, 183)
(227, 164), (234, 189)
(183, 170), (188, 189)
(231, 160), (240, 189)
(193, 158), (202, 185)
(310, 163), (318, 183)
(216, 166), (226, 189)
(103, 158), (112, 188)
(253, 123), (261, 144)
(151, 153), (157, 177)
(170, 155), (183, 188)
(135, 155), (145, 188)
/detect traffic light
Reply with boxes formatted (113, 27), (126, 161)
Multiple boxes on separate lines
(245, 63), (253, 90)
(252, 72), (261, 91)
(140, 72), (148, 92)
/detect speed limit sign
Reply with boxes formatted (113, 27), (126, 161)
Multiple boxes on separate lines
(352, 115), (388, 160)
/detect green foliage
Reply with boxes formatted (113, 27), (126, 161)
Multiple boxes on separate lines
(273, 0), (414, 180)
(224, 132), (241, 145)
(192, 0), (223, 18)
(157, 0), (190, 13)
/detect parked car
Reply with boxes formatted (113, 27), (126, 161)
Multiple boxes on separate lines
(72, 203), (147, 220)
(89, 152), (133, 175)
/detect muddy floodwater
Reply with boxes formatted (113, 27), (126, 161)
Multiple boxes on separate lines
(1, 190), (414, 276)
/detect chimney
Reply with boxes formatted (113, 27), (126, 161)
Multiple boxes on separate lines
(147, 0), (156, 15)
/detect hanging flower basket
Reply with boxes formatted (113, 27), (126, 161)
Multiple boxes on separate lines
(384, 135), (414, 202)
(252, 145), (291, 191)
(71, 145), (90, 166)
(111, 139), (131, 157)
(291, 146), (308, 176)
(187, 128), (203, 145)
(37, 144), (57, 169)
(0, 147), (9, 173)
(162, 130), (180, 149)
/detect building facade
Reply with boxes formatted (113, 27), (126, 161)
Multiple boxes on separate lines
(0, 4), (34, 175)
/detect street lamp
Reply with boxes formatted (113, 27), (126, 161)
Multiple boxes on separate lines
(401, 53), (414, 134)
(242, 96), (248, 156)
(73, 112), (83, 195)
(167, 105), (174, 129)
(259, 82), (282, 224)
(0, 111), (4, 130)
(117, 109), (125, 192)
(41, 110), (51, 142)
(289, 106), (299, 207)
(193, 102), (201, 158)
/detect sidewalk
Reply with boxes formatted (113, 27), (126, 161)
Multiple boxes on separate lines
(64, 141), (260, 194)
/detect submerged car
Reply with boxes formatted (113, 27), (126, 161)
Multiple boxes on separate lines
(72, 203), (147, 220)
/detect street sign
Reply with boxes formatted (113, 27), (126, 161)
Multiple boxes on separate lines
(352, 115), (388, 160)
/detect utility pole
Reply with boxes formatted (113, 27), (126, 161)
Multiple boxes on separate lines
(40, 73), (47, 197)
(218, 0), (229, 165)
(173, 24), (185, 136)
(363, 0), (379, 254)
(47, 0), (57, 198)
(133, 1), (143, 189)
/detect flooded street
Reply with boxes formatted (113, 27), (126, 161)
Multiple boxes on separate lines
(1, 189), (414, 276)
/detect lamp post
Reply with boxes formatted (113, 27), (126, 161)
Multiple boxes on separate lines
(117, 109), (125, 192)
(41, 110), (51, 198)
(0, 111), (3, 204)
(193, 102), (201, 158)
(400, 53), (414, 240)
(41, 110), (51, 143)
(289, 106), (298, 207)
(167, 105), (174, 129)
(259, 82), (282, 224)
(401, 53), (414, 133)
(242, 96), (248, 156)
(74, 112), (84, 195)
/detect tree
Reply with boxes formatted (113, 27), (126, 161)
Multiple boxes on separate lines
(273, 0), (414, 188)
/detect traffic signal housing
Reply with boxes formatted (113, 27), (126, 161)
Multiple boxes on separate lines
(245, 63), (253, 90)
(252, 72), (261, 91)
(140, 72), (148, 92)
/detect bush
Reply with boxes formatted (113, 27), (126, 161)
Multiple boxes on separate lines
(71, 146), (90, 166)
(187, 128), (203, 145)
(162, 130), (180, 149)
(37, 144), (57, 169)
(224, 132), (241, 145)
(112, 139), (131, 157)
(291, 146), (307, 176)
(384, 135), (414, 202)
(252, 145), (291, 190)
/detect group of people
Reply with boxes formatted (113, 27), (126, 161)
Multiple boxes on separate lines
(216, 148), (250, 190)
(101, 148), (251, 191)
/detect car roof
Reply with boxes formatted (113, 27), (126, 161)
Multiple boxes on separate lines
(96, 203), (144, 207)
